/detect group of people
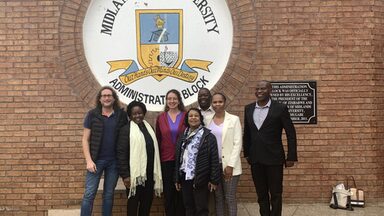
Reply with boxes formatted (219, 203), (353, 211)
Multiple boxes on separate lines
(80, 80), (298, 216)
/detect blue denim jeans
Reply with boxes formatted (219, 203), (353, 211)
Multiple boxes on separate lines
(80, 159), (119, 216)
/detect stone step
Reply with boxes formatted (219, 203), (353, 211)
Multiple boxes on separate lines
(48, 178), (126, 215)
(47, 209), (80, 216)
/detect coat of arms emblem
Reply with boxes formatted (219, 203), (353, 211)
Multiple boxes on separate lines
(108, 9), (212, 85)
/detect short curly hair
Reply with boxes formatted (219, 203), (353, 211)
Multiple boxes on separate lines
(127, 101), (147, 118)
(184, 107), (205, 128)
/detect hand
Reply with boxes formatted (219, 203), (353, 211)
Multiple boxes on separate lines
(86, 160), (97, 173)
(123, 177), (131, 188)
(285, 161), (295, 167)
(208, 182), (217, 192)
(224, 166), (233, 182)
(175, 183), (181, 191)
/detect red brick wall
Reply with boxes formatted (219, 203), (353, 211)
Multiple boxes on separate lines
(0, 0), (383, 215)
(372, 0), (384, 201)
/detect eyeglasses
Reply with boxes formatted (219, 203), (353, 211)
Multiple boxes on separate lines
(101, 94), (113, 98)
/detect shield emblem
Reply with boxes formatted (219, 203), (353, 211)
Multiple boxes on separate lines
(136, 9), (183, 81)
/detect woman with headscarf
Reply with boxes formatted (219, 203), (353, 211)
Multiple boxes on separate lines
(117, 101), (162, 216)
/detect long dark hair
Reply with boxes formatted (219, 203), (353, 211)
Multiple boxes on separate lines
(96, 86), (120, 111)
(164, 89), (185, 112)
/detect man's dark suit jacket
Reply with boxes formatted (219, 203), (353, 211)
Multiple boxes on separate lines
(243, 100), (297, 165)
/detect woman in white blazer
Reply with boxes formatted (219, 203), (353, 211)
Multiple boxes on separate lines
(206, 93), (242, 216)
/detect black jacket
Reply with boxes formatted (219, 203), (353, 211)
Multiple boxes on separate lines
(243, 100), (297, 165)
(174, 127), (221, 188)
(116, 122), (156, 179)
(87, 108), (127, 161)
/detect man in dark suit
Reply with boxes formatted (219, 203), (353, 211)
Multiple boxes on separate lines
(243, 80), (297, 216)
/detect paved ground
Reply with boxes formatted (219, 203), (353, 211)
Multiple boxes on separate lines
(48, 202), (384, 215)
(238, 202), (384, 216)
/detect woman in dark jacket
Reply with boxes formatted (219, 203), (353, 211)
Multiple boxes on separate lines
(174, 108), (221, 216)
(117, 101), (162, 216)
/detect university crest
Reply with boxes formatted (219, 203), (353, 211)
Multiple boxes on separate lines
(107, 9), (212, 85)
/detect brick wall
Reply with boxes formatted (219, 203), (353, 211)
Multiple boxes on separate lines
(0, 0), (383, 215)
(372, 0), (384, 200)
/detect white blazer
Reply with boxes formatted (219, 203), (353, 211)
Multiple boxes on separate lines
(206, 111), (243, 176)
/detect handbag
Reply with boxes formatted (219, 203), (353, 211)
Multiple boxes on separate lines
(346, 176), (365, 207)
(330, 183), (353, 210)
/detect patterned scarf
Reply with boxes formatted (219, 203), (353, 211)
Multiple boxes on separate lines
(182, 126), (204, 180)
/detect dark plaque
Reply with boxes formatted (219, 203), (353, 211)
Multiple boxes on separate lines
(271, 81), (317, 124)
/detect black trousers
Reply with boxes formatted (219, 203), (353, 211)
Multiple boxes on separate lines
(251, 163), (283, 216)
(126, 180), (154, 216)
(181, 179), (209, 216)
(162, 161), (185, 216)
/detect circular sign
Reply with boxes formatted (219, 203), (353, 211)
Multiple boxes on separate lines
(83, 0), (233, 111)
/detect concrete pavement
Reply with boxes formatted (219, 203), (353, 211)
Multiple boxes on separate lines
(238, 202), (384, 216)
(47, 202), (384, 215)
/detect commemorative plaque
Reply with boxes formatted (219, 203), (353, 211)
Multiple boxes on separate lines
(271, 81), (317, 124)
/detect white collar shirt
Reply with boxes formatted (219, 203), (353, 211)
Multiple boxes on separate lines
(199, 106), (215, 118)
(253, 99), (271, 129)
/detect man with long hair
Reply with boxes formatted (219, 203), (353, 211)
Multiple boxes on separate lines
(80, 86), (127, 216)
